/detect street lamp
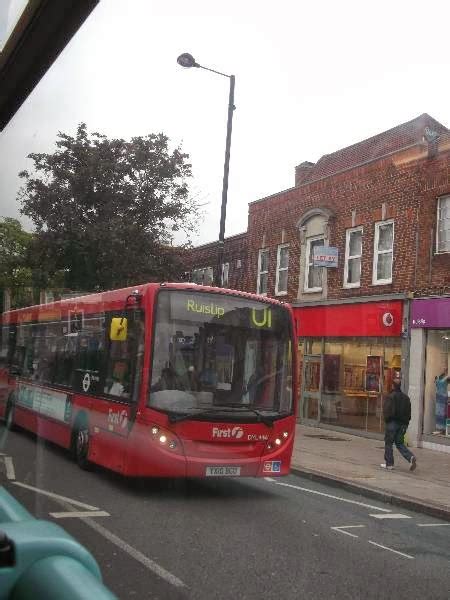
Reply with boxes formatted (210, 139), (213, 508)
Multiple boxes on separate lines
(177, 53), (235, 288)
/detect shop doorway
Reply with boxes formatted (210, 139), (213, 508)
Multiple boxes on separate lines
(301, 354), (322, 423)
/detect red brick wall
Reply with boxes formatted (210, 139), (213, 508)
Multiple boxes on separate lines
(245, 144), (450, 302)
(182, 232), (248, 290)
(184, 142), (450, 301)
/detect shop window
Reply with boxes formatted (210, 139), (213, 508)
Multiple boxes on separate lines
(344, 227), (362, 288)
(275, 244), (289, 296)
(372, 220), (394, 285)
(423, 330), (450, 437)
(257, 249), (269, 295)
(437, 195), (450, 253)
(305, 236), (324, 292)
(312, 337), (402, 434)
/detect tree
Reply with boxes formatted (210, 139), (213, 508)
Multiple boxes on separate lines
(18, 123), (196, 292)
(0, 217), (33, 310)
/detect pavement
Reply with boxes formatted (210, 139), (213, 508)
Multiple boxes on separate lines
(291, 424), (450, 521)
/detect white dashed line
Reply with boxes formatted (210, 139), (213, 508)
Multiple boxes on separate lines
(331, 525), (365, 538)
(369, 513), (411, 520)
(50, 510), (110, 519)
(13, 480), (187, 589)
(80, 516), (187, 588)
(12, 481), (100, 511)
(265, 477), (391, 512)
(417, 523), (450, 527)
(4, 456), (15, 480)
(368, 541), (414, 560)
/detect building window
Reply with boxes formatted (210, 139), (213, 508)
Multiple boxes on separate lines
(437, 195), (450, 253)
(221, 263), (229, 287)
(344, 227), (363, 288)
(257, 249), (269, 295)
(275, 244), (289, 296)
(305, 236), (324, 292)
(373, 221), (394, 285)
(192, 267), (213, 285)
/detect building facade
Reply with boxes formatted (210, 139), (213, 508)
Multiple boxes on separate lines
(184, 114), (450, 448)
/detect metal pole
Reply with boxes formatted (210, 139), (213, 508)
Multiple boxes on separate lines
(215, 74), (235, 287)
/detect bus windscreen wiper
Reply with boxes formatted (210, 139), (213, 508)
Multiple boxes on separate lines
(217, 404), (275, 427)
(168, 405), (275, 427)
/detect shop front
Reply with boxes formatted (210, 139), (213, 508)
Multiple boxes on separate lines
(293, 300), (405, 435)
(410, 298), (450, 449)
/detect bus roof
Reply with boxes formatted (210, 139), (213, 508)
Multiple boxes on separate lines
(1, 282), (289, 324)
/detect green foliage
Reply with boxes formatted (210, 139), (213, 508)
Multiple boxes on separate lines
(0, 218), (33, 306)
(19, 123), (196, 291)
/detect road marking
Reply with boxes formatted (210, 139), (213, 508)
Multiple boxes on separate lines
(32, 491), (187, 589)
(368, 541), (414, 560)
(417, 523), (450, 527)
(50, 510), (110, 519)
(2, 456), (15, 480)
(12, 481), (100, 511)
(369, 513), (411, 520)
(331, 525), (365, 538)
(79, 516), (187, 588)
(265, 477), (391, 512)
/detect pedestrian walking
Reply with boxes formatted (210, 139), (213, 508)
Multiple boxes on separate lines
(381, 374), (417, 471)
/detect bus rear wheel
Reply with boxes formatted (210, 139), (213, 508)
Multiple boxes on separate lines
(73, 423), (91, 470)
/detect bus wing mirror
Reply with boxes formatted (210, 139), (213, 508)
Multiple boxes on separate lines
(110, 318), (128, 341)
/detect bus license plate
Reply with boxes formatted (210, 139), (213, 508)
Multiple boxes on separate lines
(205, 466), (241, 477)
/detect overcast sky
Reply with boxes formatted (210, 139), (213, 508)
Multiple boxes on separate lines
(0, 0), (449, 245)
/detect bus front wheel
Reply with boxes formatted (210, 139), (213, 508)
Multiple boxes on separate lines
(73, 422), (91, 470)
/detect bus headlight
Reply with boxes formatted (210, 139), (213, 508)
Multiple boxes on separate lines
(263, 430), (292, 454)
(150, 424), (182, 453)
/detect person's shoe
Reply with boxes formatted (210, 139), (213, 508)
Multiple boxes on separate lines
(380, 463), (394, 470)
(409, 456), (417, 472)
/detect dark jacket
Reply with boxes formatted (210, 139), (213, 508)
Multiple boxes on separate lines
(383, 388), (411, 425)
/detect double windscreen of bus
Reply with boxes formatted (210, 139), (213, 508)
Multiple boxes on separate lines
(0, 285), (297, 478)
(150, 291), (293, 421)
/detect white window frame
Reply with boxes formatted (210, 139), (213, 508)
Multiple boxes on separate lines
(275, 244), (289, 296)
(343, 226), (363, 289)
(436, 195), (450, 254)
(372, 220), (394, 285)
(256, 249), (269, 295)
(221, 262), (229, 287)
(304, 235), (324, 293)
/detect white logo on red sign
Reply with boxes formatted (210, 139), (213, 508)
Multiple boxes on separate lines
(108, 408), (128, 429)
(382, 312), (394, 327)
(212, 426), (244, 439)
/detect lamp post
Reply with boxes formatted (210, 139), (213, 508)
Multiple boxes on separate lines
(177, 53), (235, 287)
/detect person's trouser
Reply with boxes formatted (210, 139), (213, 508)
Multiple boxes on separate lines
(384, 421), (415, 467)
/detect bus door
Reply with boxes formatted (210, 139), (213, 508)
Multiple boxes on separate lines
(84, 311), (144, 472)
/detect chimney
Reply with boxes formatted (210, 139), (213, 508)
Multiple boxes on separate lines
(295, 161), (315, 186)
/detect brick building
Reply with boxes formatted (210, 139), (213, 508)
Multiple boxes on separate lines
(185, 114), (450, 449)
(183, 231), (248, 290)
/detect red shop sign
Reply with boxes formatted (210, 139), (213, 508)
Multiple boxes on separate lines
(293, 301), (403, 337)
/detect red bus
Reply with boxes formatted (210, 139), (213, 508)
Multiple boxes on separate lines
(0, 283), (297, 477)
